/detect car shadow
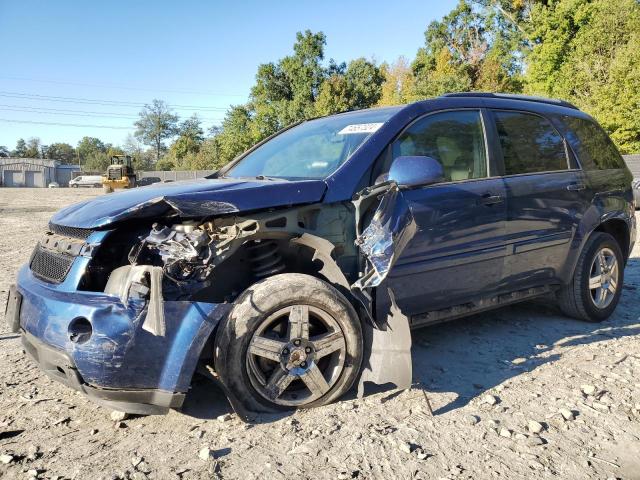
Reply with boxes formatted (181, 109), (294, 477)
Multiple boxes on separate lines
(410, 260), (640, 415)
(182, 258), (640, 422)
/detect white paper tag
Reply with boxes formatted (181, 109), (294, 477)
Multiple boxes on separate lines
(338, 123), (384, 135)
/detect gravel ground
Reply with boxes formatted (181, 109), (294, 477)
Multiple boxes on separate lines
(1, 188), (639, 480)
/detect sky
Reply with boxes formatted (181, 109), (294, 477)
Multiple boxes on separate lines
(0, 0), (457, 150)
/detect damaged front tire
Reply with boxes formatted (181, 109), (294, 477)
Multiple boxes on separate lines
(214, 273), (363, 413)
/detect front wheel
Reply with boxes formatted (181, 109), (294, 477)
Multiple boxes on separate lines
(214, 273), (363, 412)
(557, 232), (624, 322)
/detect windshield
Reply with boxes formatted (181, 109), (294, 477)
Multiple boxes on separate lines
(225, 108), (400, 179)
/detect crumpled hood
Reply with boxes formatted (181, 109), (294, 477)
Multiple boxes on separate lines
(51, 177), (327, 229)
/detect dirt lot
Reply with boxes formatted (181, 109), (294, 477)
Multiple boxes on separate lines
(1, 188), (639, 480)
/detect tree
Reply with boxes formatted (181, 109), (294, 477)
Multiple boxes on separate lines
(77, 136), (108, 172)
(0, 145), (9, 157)
(316, 58), (384, 115)
(524, 0), (640, 153)
(13, 139), (27, 157)
(378, 57), (417, 106)
(134, 99), (179, 162)
(410, 0), (524, 99)
(46, 143), (76, 164)
(24, 137), (42, 158)
(170, 114), (205, 162)
(123, 134), (154, 171)
(215, 105), (257, 165)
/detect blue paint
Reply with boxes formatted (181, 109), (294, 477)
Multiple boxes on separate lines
(13, 94), (637, 413)
(17, 265), (229, 392)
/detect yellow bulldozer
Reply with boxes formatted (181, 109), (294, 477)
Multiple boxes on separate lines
(102, 155), (136, 193)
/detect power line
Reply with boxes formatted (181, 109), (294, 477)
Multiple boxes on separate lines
(0, 104), (224, 122)
(0, 91), (231, 111)
(0, 118), (132, 130)
(0, 75), (247, 97)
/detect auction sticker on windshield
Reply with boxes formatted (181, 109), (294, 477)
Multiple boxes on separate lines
(338, 123), (384, 135)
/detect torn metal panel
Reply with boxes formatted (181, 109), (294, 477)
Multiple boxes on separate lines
(143, 267), (166, 336)
(352, 183), (417, 290)
(357, 287), (412, 397)
(290, 234), (351, 290)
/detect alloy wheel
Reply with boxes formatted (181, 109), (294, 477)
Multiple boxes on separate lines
(246, 305), (347, 407)
(588, 247), (619, 309)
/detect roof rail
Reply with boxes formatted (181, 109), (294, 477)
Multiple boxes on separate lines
(441, 92), (579, 110)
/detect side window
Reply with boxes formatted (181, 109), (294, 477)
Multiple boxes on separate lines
(561, 116), (625, 170)
(493, 111), (568, 175)
(392, 110), (487, 182)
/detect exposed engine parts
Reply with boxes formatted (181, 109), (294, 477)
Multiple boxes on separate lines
(144, 222), (213, 284)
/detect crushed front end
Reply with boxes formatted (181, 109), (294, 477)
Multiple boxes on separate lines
(9, 222), (230, 414)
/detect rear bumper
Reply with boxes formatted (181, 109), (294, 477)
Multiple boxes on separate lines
(13, 264), (231, 414)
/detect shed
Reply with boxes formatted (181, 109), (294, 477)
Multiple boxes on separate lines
(623, 154), (640, 178)
(0, 158), (82, 187)
(55, 165), (82, 187)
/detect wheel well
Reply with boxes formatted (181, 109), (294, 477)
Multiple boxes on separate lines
(191, 236), (358, 305)
(594, 219), (630, 260)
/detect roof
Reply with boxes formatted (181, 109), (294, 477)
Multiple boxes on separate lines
(623, 154), (640, 178)
(0, 157), (58, 167)
(441, 92), (579, 110)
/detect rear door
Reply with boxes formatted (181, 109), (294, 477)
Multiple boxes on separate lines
(380, 109), (509, 314)
(488, 109), (589, 290)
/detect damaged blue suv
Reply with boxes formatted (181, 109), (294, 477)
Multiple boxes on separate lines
(5, 93), (636, 418)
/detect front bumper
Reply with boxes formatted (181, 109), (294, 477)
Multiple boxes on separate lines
(13, 264), (230, 414)
(21, 329), (183, 414)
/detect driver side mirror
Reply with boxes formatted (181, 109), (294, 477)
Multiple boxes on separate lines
(388, 156), (445, 188)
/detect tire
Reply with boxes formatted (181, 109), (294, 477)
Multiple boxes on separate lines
(103, 185), (113, 194)
(214, 273), (363, 412)
(557, 232), (624, 322)
(71, 184), (78, 188)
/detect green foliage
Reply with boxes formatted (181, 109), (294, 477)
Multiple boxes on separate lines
(316, 58), (384, 115)
(0, 145), (9, 157)
(207, 31), (385, 166)
(378, 57), (417, 106)
(408, 0), (523, 99)
(45, 143), (76, 164)
(77, 136), (108, 172)
(134, 99), (179, 162)
(170, 114), (205, 163)
(24, 137), (42, 158)
(8, 5), (640, 173)
(524, 0), (640, 153)
(123, 134), (155, 171)
(12, 139), (27, 157)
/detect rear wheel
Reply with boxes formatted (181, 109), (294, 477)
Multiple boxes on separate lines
(557, 232), (624, 322)
(214, 273), (363, 412)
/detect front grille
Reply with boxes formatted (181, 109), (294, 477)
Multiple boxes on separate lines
(48, 222), (93, 240)
(108, 169), (122, 180)
(30, 244), (75, 283)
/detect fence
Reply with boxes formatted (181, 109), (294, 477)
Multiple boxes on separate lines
(138, 170), (216, 182)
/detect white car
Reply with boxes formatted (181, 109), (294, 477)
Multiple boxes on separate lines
(48, 182), (60, 188)
(69, 175), (103, 188)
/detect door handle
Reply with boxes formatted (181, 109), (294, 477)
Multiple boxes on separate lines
(566, 183), (586, 191)
(478, 193), (504, 206)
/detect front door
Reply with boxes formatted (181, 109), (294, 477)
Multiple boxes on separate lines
(379, 110), (509, 315)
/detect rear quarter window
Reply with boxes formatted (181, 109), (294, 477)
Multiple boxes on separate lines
(493, 111), (568, 175)
(561, 116), (625, 170)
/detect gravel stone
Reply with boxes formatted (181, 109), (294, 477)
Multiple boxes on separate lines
(110, 411), (129, 422)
